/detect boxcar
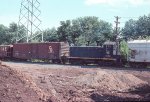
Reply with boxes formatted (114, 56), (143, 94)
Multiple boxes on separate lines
(128, 40), (150, 67)
(13, 42), (69, 62)
(0, 45), (13, 59)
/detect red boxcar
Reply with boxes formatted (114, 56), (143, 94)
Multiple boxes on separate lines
(13, 42), (69, 61)
(0, 45), (13, 59)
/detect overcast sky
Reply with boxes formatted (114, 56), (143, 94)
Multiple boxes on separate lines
(0, 0), (150, 29)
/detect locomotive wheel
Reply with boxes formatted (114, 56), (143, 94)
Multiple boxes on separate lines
(69, 59), (82, 65)
(69, 59), (76, 65)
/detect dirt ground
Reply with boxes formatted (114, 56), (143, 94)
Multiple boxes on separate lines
(1, 61), (150, 102)
(0, 64), (51, 102)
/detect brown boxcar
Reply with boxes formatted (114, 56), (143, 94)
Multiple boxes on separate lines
(13, 42), (69, 61)
(0, 45), (13, 59)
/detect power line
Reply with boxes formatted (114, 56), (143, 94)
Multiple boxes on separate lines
(121, 16), (139, 19)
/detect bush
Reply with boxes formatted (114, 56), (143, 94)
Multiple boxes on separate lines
(120, 40), (130, 60)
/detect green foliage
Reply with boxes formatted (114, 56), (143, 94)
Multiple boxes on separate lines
(17, 25), (30, 43)
(0, 22), (27, 44)
(0, 16), (113, 45)
(57, 20), (72, 42)
(122, 19), (137, 39)
(70, 19), (82, 45)
(120, 40), (130, 60)
(75, 16), (113, 46)
(8, 22), (18, 43)
(122, 14), (150, 40)
(0, 24), (10, 44)
(43, 28), (58, 42)
(56, 16), (113, 46)
(2, 14), (150, 45)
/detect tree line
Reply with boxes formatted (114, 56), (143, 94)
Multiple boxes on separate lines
(43, 16), (113, 46)
(0, 15), (150, 45)
(122, 14), (150, 40)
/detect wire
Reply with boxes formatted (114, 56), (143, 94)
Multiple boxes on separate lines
(121, 17), (139, 19)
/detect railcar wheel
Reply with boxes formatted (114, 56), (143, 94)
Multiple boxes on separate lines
(129, 62), (147, 68)
(61, 56), (67, 64)
(129, 62), (136, 68)
(138, 63), (147, 68)
(52, 59), (61, 64)
(69, 59), (76, 65)
(98, 61), (104, 66)
(69, 59), (82, 65)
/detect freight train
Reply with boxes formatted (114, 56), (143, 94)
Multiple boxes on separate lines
(0, 40), (149, 67)
(0, 42), (121, 65)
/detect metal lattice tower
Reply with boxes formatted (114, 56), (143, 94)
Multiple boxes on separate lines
(17, 0), (43, 43)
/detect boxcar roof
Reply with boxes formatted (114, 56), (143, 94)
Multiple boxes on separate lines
(70, 46), (102, 48)
(104, 41), (116, 45)
(0, 45), (13, 47)
(13, 42), (64, 45)
(128, 40), (150, 43)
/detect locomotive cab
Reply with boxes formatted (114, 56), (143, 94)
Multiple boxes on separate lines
(102, 41), (122, 66)
(103, 41), (117, 58)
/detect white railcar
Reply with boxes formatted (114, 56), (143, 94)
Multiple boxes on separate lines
(128, 40), (150, 66)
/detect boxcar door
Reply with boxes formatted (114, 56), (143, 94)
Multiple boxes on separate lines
(30, 44), (38, 59)
(48, 44), (56, 59)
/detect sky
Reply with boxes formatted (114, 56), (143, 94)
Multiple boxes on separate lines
(0, 0), (150, 29)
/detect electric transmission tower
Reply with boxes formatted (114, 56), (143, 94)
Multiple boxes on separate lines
(17, 0), (43, 43)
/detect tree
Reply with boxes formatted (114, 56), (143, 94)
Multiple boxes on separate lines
(122, 14), (150, 40)
(120, 40), (130, 60)
(70, 19), (82, 45)
(0, 23), (19, 44)
(43, 28), (58, 42)
(57, 20), (71, 42)
(56, 16), (113, 46)
(0, 24), (10, 44)
(75, 16), (113, 45)
(8, 22), (18, 43)
(122, 19), (137, 40)
(136, 15), (150, 37)
(14, 24), (27, 43)
(0, 16), (113, 45)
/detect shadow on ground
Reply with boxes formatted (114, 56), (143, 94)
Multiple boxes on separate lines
(90, 85), (150, 102)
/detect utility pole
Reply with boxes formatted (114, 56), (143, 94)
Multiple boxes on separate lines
(17, 0), (43, 43)
(114, 16), (121, 55)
